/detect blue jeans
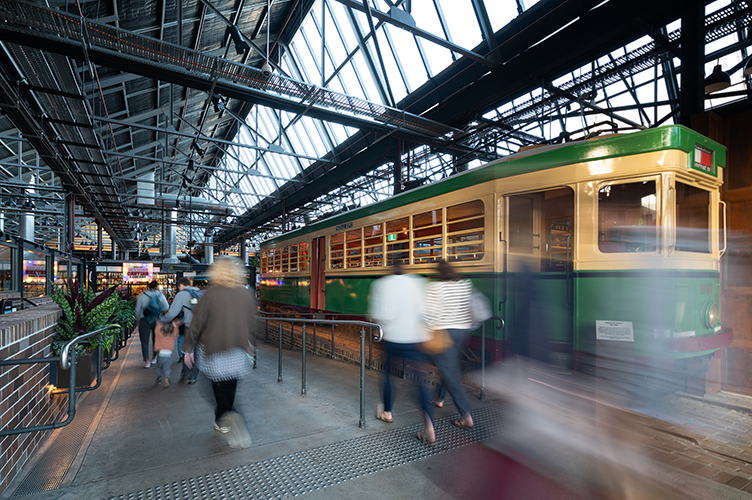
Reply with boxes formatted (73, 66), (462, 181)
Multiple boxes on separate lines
(432, 329), (472, 417)
(382, 341), (433, 423)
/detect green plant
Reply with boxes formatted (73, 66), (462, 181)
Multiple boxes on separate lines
(50, 278), (120, 356)
(112, 289), (137, 335)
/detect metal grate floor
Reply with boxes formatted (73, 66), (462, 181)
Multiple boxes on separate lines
(107, 405), (505, 500)
(11, 376), (116, 498)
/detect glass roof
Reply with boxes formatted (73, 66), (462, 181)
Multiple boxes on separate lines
(205, 0), (750, 249)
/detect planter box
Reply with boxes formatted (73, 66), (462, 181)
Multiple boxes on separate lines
(50, 351), (99, 389)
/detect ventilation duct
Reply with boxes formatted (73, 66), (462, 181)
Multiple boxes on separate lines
(140, 194), (231, 214)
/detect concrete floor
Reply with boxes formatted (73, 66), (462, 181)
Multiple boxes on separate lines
(3, 336), (751, 500)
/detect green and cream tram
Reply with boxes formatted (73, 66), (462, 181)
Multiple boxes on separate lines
(259, 125), (731, 380)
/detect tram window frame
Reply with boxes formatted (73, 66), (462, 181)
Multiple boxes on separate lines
(280, 246), (290, 273)
(346, 228), (363, 268)
(363, 224), (384, 267)
(260, 251), (268, 273)
(413, 209), (443, 264)
(298, 241), (309, 272)
(446, 200), (485, 262)
(597, 179), (658, 254)
(330, 232), (345, 269)
(674, 180), (711, 254)
(386, 217), (410, 265)
(289, 245), (298, 272)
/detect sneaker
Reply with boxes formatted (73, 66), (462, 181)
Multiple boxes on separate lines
(187, 379), (197, 385)
(144, 361), (151, 368)
(164, 378), (170, 389)
(214, 423), (230, 433)
(224, 412), (252, 449)
(151, 356), (158, 364)
(155, 376), (161, 384)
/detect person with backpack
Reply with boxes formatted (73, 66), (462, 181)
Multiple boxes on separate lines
(135, 280), (169, 368)
(163, 276), (203, 383)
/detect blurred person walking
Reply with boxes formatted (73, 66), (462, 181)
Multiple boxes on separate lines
(135, 280), (169, 369)
(369, 261), (436, 446)
(183, 257), (256, 449)
(163, 276), (203, 384)
(154, 319), (180, 388)
(425, 259), (475, 431)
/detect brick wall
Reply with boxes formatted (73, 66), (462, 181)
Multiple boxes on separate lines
(0, 304), (65, 497)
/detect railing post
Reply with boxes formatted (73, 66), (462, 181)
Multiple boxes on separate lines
(368, 326), (373, 370)
(313, 322), (317, 355)
(278, 321), (283, 382)
(402, 357), (407, 380)
(480, 323), (486, 400)
(331, 323), (335, 359)
(302, 324), (307, 396)
(359, 327), (366, 428)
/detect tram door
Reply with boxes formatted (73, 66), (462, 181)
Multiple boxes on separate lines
(310, 237), (326, 311)
(502, 188), (575, 368)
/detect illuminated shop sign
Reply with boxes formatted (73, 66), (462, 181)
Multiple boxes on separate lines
(23, 260), (46, 282)
(122, 262), (153, 282)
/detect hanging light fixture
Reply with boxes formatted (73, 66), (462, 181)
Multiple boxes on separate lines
(24, 198), (36, 209)
(744, 56), (752, 76)
(704, 63), (731, 93)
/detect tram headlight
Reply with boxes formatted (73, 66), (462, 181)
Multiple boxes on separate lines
(702, 302), (720, 330)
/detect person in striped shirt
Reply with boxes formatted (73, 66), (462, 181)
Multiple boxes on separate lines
(424, 259), (475, 431)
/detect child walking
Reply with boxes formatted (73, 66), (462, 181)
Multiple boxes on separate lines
(154, 319), (179, 388)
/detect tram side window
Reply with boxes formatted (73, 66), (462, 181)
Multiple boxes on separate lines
(299, 242), (309, 272)
(364, 224), (384, 267)
(346, 228), (362, 268)
(281, 246), (290, 272)
(289, 245), (298, 272)
(598, 181), (657, 253)
(675, 182), (710, 253)
(261, 251), (268, 273)
(271, 248), (281, 273)
(386, 217), (410, 265)
(330, 233), (344, 269)
(413, 209), (443, 263)
(446, 200), (484, 261)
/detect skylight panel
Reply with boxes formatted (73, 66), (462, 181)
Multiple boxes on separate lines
(339, 61), (368, 101)
(329, 1), (361, 53)
(483, 1), (520, 32)
(419, 37), (453, 78)
(439, 0), (482, 51)
(379, 25), (422, 97)
(411, 1), (448, 41)
(326, 122), (350, 144)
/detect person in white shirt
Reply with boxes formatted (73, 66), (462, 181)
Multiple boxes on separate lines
(369, 261), (436, 446)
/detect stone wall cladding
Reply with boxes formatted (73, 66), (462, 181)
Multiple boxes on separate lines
(0, 304), (65, 497)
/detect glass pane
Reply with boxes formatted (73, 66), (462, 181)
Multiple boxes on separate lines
(281, 246), (290, 273)
(675, 182), (710, 253)
(447, 200), (484, 261)
(299, 242), (309, 272)
(346, 228), (362, 268)
(261, 251), (268, 273)
(413, 209), (442, 264)
(598, 181), (657, 253)
(290, 245), (298, 272)
(386, 217), (409, 265)
(364, 224), (383, 267)
(0, 245), (11, 291)
(330, 232), (344, 269)
(23, 251), (46, 297)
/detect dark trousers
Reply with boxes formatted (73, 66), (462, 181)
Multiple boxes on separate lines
(138, 319), (154, 362)
(178, 324), (199, 381)
(212, 379), (238, 423)
(382, 341), (432, 422)
(432, 329), (472, 417)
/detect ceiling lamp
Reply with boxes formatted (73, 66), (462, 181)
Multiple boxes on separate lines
(24, 198), (36, 209)
(7, 197), (16, 208)
(704, 63), (731, 93)
(744, 56), (752, 76)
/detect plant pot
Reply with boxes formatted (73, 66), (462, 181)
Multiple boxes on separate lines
(52, 350), (99, 389)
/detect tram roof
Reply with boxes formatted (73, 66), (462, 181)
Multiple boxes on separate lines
(263, 125), (726, 247)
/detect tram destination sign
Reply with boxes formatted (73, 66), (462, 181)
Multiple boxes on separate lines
(692, 143), (714, 175)
(335, 222), (353, 231)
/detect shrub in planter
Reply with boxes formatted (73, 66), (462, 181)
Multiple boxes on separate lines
(50, 278), (120, 357)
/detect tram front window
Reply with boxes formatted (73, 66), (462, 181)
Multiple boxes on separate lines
(675, 181), (710, 253)
(598, 181), (657, 253)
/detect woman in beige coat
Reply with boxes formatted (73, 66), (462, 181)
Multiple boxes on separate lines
(183, 257), (257, 448)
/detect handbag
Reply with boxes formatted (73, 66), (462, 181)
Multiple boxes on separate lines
(422, 328), (453, 355)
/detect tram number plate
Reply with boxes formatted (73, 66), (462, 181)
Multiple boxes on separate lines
(596, 320), (634, 342)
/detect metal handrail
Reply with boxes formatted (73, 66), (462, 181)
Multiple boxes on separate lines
(0, 324), (122, 437)
(259, 314), (383, 428)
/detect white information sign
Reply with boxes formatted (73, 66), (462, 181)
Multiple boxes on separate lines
(596, 320), (634, 342)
